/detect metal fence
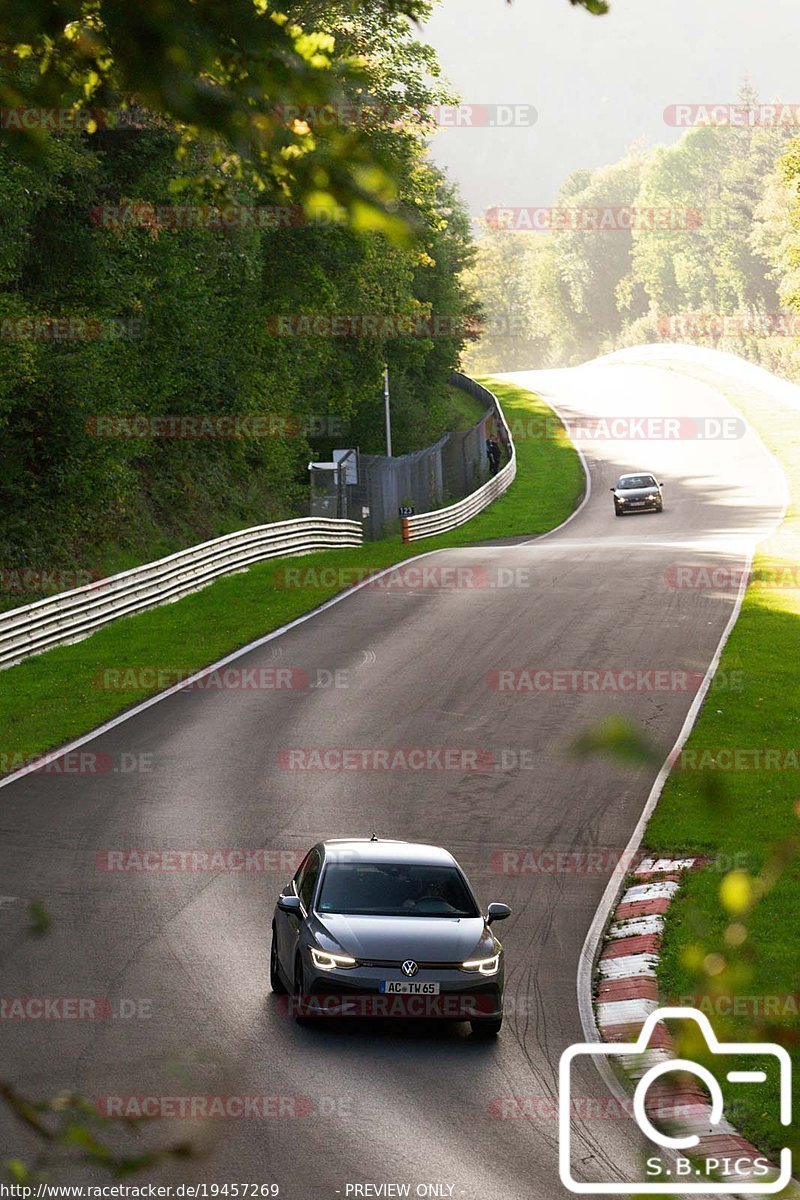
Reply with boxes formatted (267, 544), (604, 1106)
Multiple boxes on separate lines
(341, 373), (508, 539)
(402, 375), (516, 542)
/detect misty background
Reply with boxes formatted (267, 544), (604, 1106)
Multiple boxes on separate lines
(424, 0), (800, 219)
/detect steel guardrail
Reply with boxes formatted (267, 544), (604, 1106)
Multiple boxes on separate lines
(0, 518), (363, 669)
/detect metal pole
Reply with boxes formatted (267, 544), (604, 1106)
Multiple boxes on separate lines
(383, 364), (392, 457)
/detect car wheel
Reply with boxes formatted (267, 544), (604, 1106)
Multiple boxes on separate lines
(614, 506), (624, 517)
(656, 503), (663, 512)
(470, 1017), (502, 1037)
(293, 955), (310, 1024)
(270, 926), (287, 994)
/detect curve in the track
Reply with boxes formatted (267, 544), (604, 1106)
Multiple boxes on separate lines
(0, 350), (786, 1198)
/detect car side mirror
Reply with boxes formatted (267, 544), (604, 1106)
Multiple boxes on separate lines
(277, 894), (302, 914)
(487, 902), (512, 925)
(659, 482), (664, 488)
(609, 487), (615, 492)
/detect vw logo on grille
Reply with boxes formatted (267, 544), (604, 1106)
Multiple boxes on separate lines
(401, 960), (419, 977)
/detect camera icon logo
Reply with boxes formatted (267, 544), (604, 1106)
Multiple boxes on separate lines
(559, 1007), (793, 1194)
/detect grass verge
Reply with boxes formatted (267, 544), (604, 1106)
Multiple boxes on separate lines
(1, 376), (584, 771)
(441, 382), (490, 431)
(640, 361), (800, 1164)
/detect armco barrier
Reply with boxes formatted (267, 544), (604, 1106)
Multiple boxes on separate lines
(0, 518), (362, 670)
(401, 375), (516, 542)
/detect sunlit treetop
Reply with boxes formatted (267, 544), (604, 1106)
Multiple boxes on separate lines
(0, 0), (607, 230)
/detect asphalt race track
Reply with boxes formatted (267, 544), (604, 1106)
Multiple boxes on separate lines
(0, 351), (786, 1197)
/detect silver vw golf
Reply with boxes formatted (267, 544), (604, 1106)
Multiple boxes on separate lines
(610, 471), (664, 516)
(270, 838), (511, 1035)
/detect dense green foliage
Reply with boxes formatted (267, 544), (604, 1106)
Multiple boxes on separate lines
(0, 0), (431, 227)
(0, 0), (607, 224)
(0, 6), (477, 586)
(466, 91), (800, 378)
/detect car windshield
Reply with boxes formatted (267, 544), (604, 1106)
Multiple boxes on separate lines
(618, 475), (656, 489)
(317, 862), (480, 918)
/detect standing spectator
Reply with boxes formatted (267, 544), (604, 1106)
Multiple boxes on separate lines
(488, 436), (501, 476)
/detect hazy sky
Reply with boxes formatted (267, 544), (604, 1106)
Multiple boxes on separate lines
(422, 0), (800, 221)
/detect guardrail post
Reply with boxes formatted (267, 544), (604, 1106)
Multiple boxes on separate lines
(401, 518), (411, 544)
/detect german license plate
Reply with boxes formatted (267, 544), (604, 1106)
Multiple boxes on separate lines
(379, 981), (440, 995)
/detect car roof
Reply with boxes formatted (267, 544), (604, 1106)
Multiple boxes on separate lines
(318, 838), (457, 866)
(619, 471), (656, 479)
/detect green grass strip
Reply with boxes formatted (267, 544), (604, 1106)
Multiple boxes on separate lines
(642, 362), (800, 1162)
(0, 377), (583, 770)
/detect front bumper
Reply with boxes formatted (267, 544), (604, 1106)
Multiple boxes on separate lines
(616, 494), (660, 511)
(299, 961), (504, 1020)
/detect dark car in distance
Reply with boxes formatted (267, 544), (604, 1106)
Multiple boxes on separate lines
(610, 472), (664, 516)
(271, 838), (511, 1036)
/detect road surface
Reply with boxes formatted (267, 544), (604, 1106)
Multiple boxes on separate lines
(0, 350), (785, 1197)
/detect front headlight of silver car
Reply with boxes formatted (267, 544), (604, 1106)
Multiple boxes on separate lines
(309, 946), (357, 971)
(460, 952), (501, 976)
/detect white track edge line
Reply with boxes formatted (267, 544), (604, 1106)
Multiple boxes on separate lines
(573, 358), (793, 1199)
(0, 540), (463, 792)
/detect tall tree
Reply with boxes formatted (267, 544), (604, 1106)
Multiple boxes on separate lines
(0, 0), (608, 227)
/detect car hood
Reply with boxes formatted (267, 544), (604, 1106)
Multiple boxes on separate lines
(316, 913), (488, 962)
(615, 486), (659, 498)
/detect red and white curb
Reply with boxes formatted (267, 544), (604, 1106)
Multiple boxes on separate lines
(594, 856), (791, 1192)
